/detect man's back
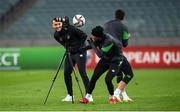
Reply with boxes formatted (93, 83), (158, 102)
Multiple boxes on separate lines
(104, 19), (129, 48)
(104, 19), (127, 40)
(98, 34), (123, 62)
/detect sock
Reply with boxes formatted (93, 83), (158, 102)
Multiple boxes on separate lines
(67, 94), (72, 97)
(122, 90), (129, 99)
(114, 88), (122, 97)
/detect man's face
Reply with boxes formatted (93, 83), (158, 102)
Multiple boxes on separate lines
(52, 20), (63, 31)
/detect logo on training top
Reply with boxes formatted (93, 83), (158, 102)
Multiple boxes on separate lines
(111, 69), (115, 73)
(0, 48), (20, 70)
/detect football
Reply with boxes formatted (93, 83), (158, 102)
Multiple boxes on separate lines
(72, 14), (85, 27)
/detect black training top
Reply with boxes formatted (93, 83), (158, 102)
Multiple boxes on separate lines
(54, 25), (87, 53)
(91, 33), (123, 63)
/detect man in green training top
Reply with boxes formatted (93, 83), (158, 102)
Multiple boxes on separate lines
(104, 9), (134, 102)
(79, 26), (134, 104)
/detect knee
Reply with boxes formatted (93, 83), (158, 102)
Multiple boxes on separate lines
(123, 73), (134, 84)
(116, 76), (123, 83)
(64, 70), (71, 79)
(64, 71), (69, 76)
(130, 72), (134, 80)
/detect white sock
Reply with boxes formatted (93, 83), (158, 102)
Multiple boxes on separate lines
(114, 88), (122, 97)
(67, 94), (72, 97)
(85, 93), (91, 99)
(122, 90), (129, 99)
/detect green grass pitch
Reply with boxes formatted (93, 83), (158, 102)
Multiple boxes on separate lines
(0, 69), (180, 111)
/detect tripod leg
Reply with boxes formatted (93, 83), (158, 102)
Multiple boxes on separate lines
(67, 53), (84, 100)
(44, 52), (66, 105)
(72, 84), (74, 104)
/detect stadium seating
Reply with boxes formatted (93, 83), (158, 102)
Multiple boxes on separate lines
(0, 0), (180, 39)
(0, 0), (19, 15)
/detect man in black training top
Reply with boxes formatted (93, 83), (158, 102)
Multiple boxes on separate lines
(104, 9), (134, 102)
(52, 16), (93, 102)
(79, 26), (134, 104)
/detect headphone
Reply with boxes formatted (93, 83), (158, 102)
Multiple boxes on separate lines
(53, 16), (69, 25)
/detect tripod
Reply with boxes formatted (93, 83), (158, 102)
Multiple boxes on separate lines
(43, 49), (84, 104)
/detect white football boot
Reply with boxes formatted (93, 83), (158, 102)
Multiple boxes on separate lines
(61, 94), (73, 102)
(89, 95), (93, 102)
(123, 96), (133, 102)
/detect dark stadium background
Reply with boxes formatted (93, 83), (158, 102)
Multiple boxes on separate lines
(0, 0), (180, 111)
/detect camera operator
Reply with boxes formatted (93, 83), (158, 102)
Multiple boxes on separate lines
(52, 16), (93, 102)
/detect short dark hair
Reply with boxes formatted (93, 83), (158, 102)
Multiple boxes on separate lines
(91, 26), (104, 37)
(115, 9), (125, 20)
